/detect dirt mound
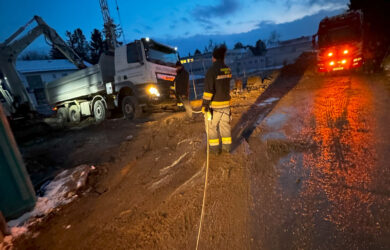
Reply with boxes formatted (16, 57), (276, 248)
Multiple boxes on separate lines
(280, 52), (317, 77)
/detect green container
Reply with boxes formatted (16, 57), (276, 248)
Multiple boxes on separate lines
(0, 105), (36, 220)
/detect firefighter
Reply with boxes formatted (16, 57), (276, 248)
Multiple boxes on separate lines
(173, 61), (189, 110)
(201, 45), (232, 154)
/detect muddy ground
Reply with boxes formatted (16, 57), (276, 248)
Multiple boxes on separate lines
(12, 58), (390, 249)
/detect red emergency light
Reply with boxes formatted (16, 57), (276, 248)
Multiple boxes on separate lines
(318, 43), (362, 72)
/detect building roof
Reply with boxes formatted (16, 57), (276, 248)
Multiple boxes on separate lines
(278, 36), (311, 46)
(181, 47), (252, 61)
(15, 59), (84, 73)
(266, 36), (311, 49)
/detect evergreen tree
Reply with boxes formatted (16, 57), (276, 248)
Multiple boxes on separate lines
(194, 49), (201, 56)
(249, 39), (267, 56)
(89, 29), (105, 64)
(234, 42), (244, 49)
(70, 28), (89, 61)
(65, 31), (75, 49)
(102, 23), (123, 50)
(49, 45), (66, 59)
(21, 50), (49, 60)
(255, 39), (267, 55)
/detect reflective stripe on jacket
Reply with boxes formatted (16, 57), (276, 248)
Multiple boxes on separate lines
(202, 60), (231, 109)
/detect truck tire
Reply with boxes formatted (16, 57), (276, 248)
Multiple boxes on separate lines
(122, 96), (137, 120)
(68, 105), (81, 123)
(57, 107), (68, 124)
(93, 99), (106, 123)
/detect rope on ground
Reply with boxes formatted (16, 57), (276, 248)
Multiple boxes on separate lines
(196, 114), (210, 250)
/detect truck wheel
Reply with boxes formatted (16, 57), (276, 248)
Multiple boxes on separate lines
(93, 99), (106, 123)
(122, 96), (137, 120)
(57, 107), (68, 124)
(68, 105), (81, 123)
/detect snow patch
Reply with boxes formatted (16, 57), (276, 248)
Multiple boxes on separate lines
(160, 152), (189, 174)
(149, 175), (172, 191)
(177, 139), (191, 146)
(256, 97), (280, 107)
(264, 97), (280, 103)
(264, 113), (288, 129)
(168, 163), (205, 200)
(6, 165), (92, 237)
(261, 132), (287, 142)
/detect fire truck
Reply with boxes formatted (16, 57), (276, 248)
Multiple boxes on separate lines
(315, 11), (364, 72)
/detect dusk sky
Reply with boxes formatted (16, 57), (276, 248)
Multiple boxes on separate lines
(0, 0), (349, 55)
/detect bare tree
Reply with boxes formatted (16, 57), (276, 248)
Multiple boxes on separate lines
(267, 30), (281, 47)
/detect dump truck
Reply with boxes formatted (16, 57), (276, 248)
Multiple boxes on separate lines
(45, 38), (178, 123)
(314, 11), (367, 72)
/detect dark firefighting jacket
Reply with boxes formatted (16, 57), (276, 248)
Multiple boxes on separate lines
(174, 68), (189, 97)
(202, 60), (232, 109)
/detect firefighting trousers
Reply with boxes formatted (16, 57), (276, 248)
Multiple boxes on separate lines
(205, 107), (232, 150)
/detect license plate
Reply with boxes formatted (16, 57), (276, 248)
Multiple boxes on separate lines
(333, 67), (344, 71)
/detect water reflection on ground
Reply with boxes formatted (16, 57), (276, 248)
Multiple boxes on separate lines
(258, 75), (389, 249)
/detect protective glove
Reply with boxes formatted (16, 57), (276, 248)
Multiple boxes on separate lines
(202, 98), (211, 115)
(206, 111), (212, 121)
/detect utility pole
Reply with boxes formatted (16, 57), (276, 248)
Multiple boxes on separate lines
(189, 60), (197, 99)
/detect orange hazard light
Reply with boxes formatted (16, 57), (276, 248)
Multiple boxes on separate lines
(157, 73), (175, 81)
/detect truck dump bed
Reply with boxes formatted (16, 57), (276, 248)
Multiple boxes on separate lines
(45, 54), (114, 105)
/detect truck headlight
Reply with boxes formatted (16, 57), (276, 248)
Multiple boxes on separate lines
(148, 86), (160, 97)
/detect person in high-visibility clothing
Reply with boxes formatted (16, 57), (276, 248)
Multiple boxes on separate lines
(201, 45), (232, 154)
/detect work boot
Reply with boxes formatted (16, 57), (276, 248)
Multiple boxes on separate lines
(209, 146), (221, 155)
(222, 144), (231, 154)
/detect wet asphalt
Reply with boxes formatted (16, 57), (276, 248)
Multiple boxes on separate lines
(249, 74), (390, 249)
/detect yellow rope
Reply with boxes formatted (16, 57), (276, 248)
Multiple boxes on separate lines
(196, 114), (210, 250)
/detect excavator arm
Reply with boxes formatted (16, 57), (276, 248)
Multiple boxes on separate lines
(34, 16), (86, 69)
(0, 15), (86, 117)
(2, 16), (86, 69)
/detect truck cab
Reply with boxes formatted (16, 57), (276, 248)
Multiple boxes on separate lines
(114, 38), (178, 103)
(316, 11), (364, 72)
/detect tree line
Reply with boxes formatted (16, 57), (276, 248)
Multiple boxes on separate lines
(50, 28), (107, 65)
(192, 30), (281, 57)
(21, 28), (109, 65)
(22, 28), (282, 63)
